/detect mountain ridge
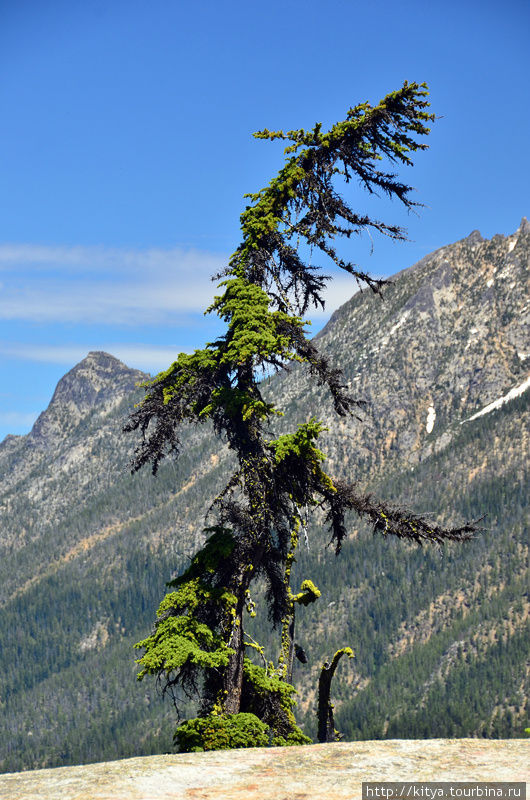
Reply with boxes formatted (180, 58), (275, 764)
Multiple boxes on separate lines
(28, 351), (147, 450)
(0, 220), (528, 771)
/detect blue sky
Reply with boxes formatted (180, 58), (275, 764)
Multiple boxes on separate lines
(1, 0), (528, 441)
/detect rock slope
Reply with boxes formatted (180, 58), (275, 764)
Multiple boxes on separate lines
(0, 741), (528, 800)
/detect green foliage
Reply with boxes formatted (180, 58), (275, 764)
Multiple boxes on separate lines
(125, 81), (480, 754)
(134, 583), (235, 680)
(243, 658), (298, 711)
(126, 81), (439, 478)
(208, 277), (306, 367)
(241, 659), (312, 746)
(174, 713), (269, 752)
(268, 420), (335, 496)
(271, 730), (313, 746)
(269, 419), (328, 465)
(135, 528), (239, 682)
(169, 527), (236, 583)
(234, 81), (434, 291)
(293, 579), (321, 607)
(332, 646), (354, 662)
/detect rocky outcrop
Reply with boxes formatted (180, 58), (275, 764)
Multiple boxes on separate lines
(268, 218), (530, 477)
(0, 740), (527, 800)
(29, 351), (147, 450)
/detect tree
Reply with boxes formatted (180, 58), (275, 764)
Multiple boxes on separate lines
(318, 648), (354, 743)
(125, 81), (478, 750)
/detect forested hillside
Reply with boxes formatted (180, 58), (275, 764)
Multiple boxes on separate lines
(0, 221), (528, 772)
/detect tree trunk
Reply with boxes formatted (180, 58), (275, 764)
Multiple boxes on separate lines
(221, 541), (267, 714)
(317, 661), (337, 743)
(222, 604), (245, 713)
(317, 648), (353, 743)
(285, 614), (296, 684)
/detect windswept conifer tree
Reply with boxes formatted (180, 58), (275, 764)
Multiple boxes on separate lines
(125, 82), (479, 750)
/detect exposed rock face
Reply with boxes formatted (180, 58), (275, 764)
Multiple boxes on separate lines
(265, 223), (529, 733)
(518, 216), (530, 234)
(29, 351), (147, 450)
(0, 353), (147, 531)
(271, 220), (529, 479)
(466, 230), (484, 245)
(0, 741), (527, 800)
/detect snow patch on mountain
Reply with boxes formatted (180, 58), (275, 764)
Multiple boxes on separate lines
(388, 311), (410, 337)
(426, 406), (436, 434)
(463, 375), (530, 423)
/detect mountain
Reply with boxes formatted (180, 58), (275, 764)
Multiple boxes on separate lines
(0, 220), (528, 772)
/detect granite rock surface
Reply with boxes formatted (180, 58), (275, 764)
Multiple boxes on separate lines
(0, 740), (528, 800)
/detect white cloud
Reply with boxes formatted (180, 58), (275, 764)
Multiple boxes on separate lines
(309, 275), (360, 318)
(0, 242), (364, 325)
(0, 243), (227, 323)
(0, 243), (221, 273)
(0, 342), (191, 372)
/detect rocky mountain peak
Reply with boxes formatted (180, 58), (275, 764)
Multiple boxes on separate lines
(28, 351), (148, 448)
(465, 229), (483, 244)
(518, 216), (530, 234)
(274, 220), (529, 478)
(48, 351), (147, 412)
